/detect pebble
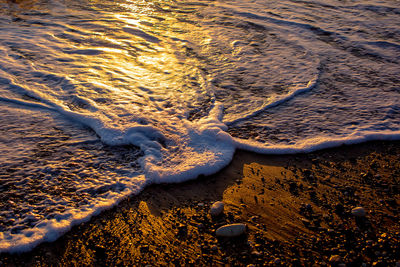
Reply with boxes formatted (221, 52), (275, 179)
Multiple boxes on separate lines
(216, 223), (246, 237)
(210, 201), (224, 217)
(351, 207), (366, 217)
(329, 255), (342, 263)
(251, 250), (262, 256)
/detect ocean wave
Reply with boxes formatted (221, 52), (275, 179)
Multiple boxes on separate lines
(1, 0), (399, 253)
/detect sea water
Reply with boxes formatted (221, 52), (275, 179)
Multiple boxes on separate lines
(0, 0), (399, 253)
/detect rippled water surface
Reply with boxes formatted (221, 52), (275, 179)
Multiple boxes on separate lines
(1, 0), (399, 252)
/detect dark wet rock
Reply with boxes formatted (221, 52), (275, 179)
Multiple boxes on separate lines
(216, 223), (247, 237)
(210, 201), (224, 217)
(351, 207), (366, 217)
(329, 254), (342, 264)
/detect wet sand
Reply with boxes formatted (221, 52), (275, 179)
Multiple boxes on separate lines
(1, 141), (399, 266)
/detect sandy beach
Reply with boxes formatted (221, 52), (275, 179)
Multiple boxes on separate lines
(1, 140), (399, 266)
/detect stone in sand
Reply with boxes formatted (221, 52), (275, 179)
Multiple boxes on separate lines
(329, 255), (342, 263)
(210, 201), (224, 217)
(351, 207), (366, 217)
(216, 223), (246, 237)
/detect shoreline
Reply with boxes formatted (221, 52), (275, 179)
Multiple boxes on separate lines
(1, 140), (399, 266)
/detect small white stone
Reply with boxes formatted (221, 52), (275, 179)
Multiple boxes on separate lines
(351, 207), (366, 217)
(216, 223), (246, 237)
(210, 201), (224, 217)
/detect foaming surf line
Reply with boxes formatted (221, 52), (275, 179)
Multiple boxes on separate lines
(0, 103), (236, 254)
(224, 74), (319, 126)
(234, 131), (400, 154)
(1, 97), (400, 253)
(0, 176), (147, 254)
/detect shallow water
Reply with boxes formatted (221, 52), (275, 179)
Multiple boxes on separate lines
(0, 0), (399, 252)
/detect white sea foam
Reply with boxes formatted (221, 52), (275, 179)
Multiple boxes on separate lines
(234, 131), (400, 155)
(1, 0), (400, 253)
(0, 174), (146, 253)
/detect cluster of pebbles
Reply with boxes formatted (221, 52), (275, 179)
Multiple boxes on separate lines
(1, 141), (399, 266)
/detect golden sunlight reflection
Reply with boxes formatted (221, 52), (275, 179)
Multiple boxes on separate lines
(49, 0), (213, 122)
(114, 14), (142, 27)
